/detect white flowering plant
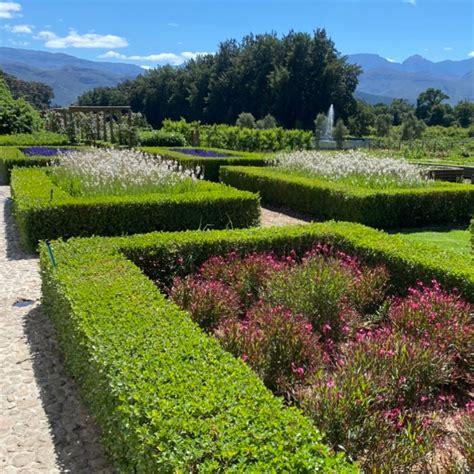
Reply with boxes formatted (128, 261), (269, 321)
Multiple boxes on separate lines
(49, 148), (202, 197)
(269, 150), (432, 189)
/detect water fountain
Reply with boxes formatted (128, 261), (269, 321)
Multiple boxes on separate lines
(323, 104), (334, 140)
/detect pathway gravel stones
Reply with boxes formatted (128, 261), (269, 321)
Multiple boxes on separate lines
(0, 186), (112, 473)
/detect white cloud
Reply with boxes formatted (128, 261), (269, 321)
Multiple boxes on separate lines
(0, 2), (21, 19)
(403, 0), (416, 5)
(38, 29), (128, 49)
(168, 22), (179, 27)
(3, 23), (32, 33)
(468, 51), (474, 58)
(140, 65), (152, 70)
(98, 50), (210, 65)
(443, 47), (453, 51)
(385, 57), (396, 63)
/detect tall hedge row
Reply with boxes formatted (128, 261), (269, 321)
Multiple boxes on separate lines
(221, 166), (474, 228)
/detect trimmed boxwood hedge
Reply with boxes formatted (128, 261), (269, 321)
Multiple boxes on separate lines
(39, 221), (474, 470)
(12, 167), (260, 251)
(39, 230), (356, 472)
(141, 146), (268, 181)
(221, 166), (474, 229)
(0, 146), (87, 184)
(471, 217), (474, 253)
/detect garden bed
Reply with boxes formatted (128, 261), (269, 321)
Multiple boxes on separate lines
(221, 166), (474, 228)
(12, 167), (260, 251)
(39, 222), (473, 471)
(141, 146), (267, 181)
(0, 146), (83, 184)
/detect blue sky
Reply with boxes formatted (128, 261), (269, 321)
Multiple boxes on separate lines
(1, 0), (473, 67)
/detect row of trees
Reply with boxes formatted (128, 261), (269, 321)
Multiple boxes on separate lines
(347, 91), (473, 138)
(0, 70), (54, 110)
(77, 30), (361, 129)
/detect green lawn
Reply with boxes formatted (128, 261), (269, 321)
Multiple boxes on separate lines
(395, 227), (471, 256)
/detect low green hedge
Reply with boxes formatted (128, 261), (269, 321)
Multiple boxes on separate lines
(0, 132), (68, 146)
(141, 146), (268, 181)
(39, 221), (473, 470)
(39, 229), (356, 472)
(12, 168), (260, 251)
(221, 166), (474, 228)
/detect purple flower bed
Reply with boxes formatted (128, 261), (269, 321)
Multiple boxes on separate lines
(170, 148), (233, 158)
(22, 147), (75, 157)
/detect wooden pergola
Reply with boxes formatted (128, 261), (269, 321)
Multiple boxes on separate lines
(52, 106), (133, 144)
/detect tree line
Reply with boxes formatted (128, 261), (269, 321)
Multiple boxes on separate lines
(77, 29), (361, 129)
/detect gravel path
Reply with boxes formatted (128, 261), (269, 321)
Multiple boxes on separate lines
(261, 205), (312, 227)
(0, 186), (111, 473)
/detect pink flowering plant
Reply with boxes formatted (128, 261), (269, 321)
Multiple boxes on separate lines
(168, 246), (473, 471)
(215, 303), (322, 393)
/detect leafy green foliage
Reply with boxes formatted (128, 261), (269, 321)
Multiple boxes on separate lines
(0, 70), (54, 110)
(0, 131), (68, 147)
(220, 166), (474, 228)
(38, 234), (355, 472)
(11, 167), (260, 250)
(235, 112), (257, 128)
(138, 129), (186, 146)
(142, 146), (267, 181)
(161, 119), (314, 152)
(0, 79), (43, 134)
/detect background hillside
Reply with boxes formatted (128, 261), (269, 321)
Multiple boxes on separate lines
(0, 47), (143, 106)
(348, 53), (474, 104)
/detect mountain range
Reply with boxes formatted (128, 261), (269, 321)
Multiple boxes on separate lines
(347, 53), (474, 104)
(0, 47), (143, 106)
(0, 47), (472, 106)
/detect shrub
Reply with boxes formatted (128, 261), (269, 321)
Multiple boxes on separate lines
(236, 112), (257, 128)
(11, 168), (260, 251)
(389, 281), (473, 382)
(139, 130), (187, 147)
(263, 250), (388, 340)
(161, 118), (314, 152)
(142, 146), (267, 181)
(170, 277), (241, 331)
(0, 79), (43, 134)
(220, 166), (474, 228)
(39, 233), (354, 472)
(0, 131), (68, 147)
(216, 303), (323, 394)
(198, 251), (286, 306)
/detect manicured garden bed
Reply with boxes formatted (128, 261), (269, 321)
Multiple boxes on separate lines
(141, 146), (267, 181)
(39, 222), (473, 471)
(0, 146), (82, 184)
(221, 166), (474, 228)
(12, 167), (260, 251)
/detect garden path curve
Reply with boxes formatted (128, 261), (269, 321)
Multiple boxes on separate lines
(0, 186), (112, 473)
